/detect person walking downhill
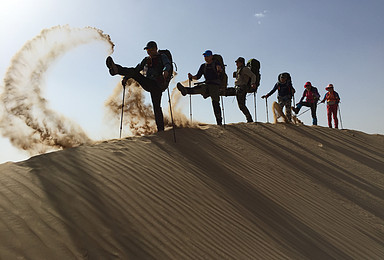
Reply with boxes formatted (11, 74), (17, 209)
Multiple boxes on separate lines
(176, 50), (223, 125)
(292, 81), (320, 125)
(261, 72), (296, 122)
(321, 84), (340, 128)
(105, 41), (172, 132)
(233, 57), (257, 123)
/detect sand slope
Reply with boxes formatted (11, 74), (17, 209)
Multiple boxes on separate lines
(0, 123), (384, 259)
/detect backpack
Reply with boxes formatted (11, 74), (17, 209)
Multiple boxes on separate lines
(206, 54), (228, 90)
(158, 49), (175, 90)
(277, 72), (295, 98)
(246, 58), (261, 92)
(312, 87), (320, 100)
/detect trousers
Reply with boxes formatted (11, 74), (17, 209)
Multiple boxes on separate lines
(184, 83), (223, 125)
(327, 104), (338, 128)
(116, 65), (164, 132)
(236, 85), (253, 122)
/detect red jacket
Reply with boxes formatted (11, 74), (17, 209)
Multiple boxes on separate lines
(300, 87), (320, 103)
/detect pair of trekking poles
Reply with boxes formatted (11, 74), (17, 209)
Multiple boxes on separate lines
(293, 99), (343, 129)
(119, 82), (260, 140)
(188, 81), (259, 126)
(119, 84), (177, 142)
(265, 96), (296, 123)
(188, 80), (227, 126)
(264, 97), (343, 129)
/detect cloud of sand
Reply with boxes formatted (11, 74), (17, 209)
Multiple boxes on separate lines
(164, 79), (199, 129)
(0, 25), (114, 155)
(104, 79), (157, 136)
(104, 77), (198, 137)
(1, 24), (198, 154)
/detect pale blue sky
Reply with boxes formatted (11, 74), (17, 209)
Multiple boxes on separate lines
(1, 0), (383, 163)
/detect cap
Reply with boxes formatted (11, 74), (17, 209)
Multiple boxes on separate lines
(325, 84), (334, 90)
(278, 72), (290, 81)
(304, 81), (312, 88)
(202, 50), (213, 57)
(144, 41), (157, 50)
(235, 57), (245, 64)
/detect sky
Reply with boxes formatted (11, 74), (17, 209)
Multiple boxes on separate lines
(1, 0), (383, 164)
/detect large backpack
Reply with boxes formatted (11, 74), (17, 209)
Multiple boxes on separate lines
(277, 72), (295, 98)
(158, 49), (175, 90)
(246, 58), (261, 93)
(209, 54), (228, 90)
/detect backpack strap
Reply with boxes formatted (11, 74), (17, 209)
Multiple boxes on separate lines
(204, 60), (220, 76)
(238, 66), (244, 76)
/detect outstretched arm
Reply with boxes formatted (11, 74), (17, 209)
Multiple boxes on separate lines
(320, 93), (327, 103)
(189, 64), (204, 81)
(262, 84), (278, 99)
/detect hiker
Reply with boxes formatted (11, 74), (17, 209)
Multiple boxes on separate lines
(106, 41), (172, 132)
(261, 72), (296, 121)
(292, 81), (320, 125)
(321, 84), (340, 128)
(176, 50), (223, 125)
(233, 57), (257, 123)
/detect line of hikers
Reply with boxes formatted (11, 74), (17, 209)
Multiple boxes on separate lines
(105, 41), (341, 132)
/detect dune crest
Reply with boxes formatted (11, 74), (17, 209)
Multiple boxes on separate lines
(0, 123), (383, 259)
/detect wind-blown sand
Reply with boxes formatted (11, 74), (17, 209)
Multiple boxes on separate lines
(0, 123), (383, 259)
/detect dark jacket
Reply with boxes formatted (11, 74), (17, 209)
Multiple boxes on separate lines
(194, 61), (222, 85)
(266, 82), (295, 100)
(136, 54), (171, 81)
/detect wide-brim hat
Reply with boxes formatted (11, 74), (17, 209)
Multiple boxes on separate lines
(325, 84), (334, 90)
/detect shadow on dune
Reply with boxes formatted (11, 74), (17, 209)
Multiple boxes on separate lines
(24, 150), (155, 259)
(150, 127), (352, 259)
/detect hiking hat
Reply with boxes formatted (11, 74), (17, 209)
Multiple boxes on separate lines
(235, 57), (245, 64)
(326, 84), (334, 90)
(144, 41), (157, 50)
(203, 50), (213, 57)
(304, 81), (312, 88)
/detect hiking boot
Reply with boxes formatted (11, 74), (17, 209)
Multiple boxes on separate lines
(202, 92), (210, 99)
(177, 83), (187, 96)
(106, 56), (118, 76)
(291, 106), (298, 114)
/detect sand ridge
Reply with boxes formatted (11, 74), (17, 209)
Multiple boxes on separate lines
(0, 123), (383, 259)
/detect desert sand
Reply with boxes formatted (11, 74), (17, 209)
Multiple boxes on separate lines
(0, 123), (383, 259)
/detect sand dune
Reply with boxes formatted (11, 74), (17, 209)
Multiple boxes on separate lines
(0, 123), (383, 259)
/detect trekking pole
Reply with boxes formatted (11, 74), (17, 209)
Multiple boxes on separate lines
(167, 87), (177, 142)
(297, 101), (321, 117)
(221, 96), (226, 127)
(338, 104), (343, 129)
(254, 92), (257, 122)
(265, 98), (269, 123)
(119, 85), (126, 139)
(297, 108), (311, 117)
(189, 79), (192, 122)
